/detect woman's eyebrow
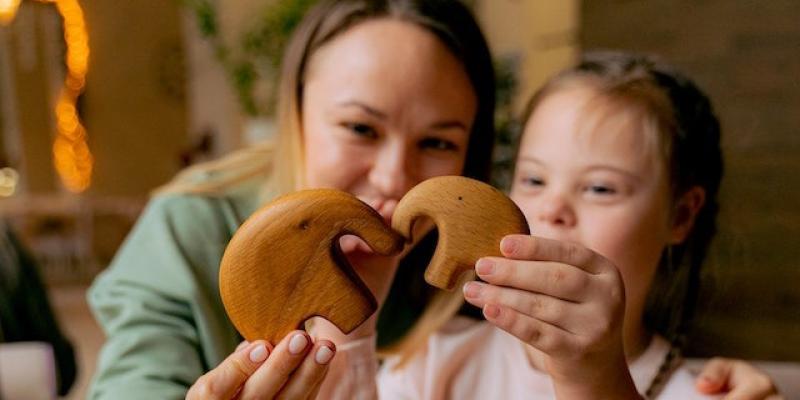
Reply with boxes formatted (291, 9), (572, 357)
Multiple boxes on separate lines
(430, 121), (469, 132)
(337, 100), (386, 119)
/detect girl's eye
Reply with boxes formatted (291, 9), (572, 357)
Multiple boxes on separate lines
(521, 176), (545, 187)
(419, 138), (458, 151)
(585, 184), (617, 195)
(343, 123), (378, 139)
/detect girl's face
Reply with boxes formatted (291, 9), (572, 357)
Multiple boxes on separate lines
(301, 18), (477, 224)
(510, 87), (677, 326)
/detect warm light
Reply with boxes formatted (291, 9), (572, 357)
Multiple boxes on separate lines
(32, 0), (93, 193)
(2, 0), (92, 192)
(0, 167), (19, 197)
(0, 0), (21, 25)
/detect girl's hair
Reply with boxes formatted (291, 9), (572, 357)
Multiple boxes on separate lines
(529, 51), (723, 345)
(392, 50), (723, 368)
(159, 0), (496, 197)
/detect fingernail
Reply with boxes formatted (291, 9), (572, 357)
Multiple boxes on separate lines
(463, 282), (482, 298)
(288, 334), (309, 355)
(484, 304), (501, 319)
(475, 258), (494, 275)
(699, 376), (716, 384)
(249, 344), (268, 363)
(500, 237), (517, 254)
(315, 346), (335, 365)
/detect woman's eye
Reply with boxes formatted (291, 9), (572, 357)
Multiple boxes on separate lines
(343, 123), (378, 139)
(419, 138), (457, 151)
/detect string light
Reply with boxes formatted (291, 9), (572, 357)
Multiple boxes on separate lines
(40, 0), (93, 192)
(0, 167), (19, 196)
(0, 0), (21, 25)
(3, 0), (92, 192)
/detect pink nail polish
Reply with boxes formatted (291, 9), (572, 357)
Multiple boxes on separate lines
(288, 334), (309, 355)
(249, 344), (268, 363)
(315, 346), (335, 365)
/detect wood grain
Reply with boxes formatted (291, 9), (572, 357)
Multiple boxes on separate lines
(392, 176), (530, 289)
(219, 176), (530, 342)
(219, 189), (404, 343)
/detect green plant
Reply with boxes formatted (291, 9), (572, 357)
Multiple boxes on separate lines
(182, 0), (316, 116)
(491, 54), (522, 191)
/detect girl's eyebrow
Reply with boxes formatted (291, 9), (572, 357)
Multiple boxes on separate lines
(516, 155), (546, 166)
(582, 165), (643, 182)
(517, 156), (643, 183)
(337, 100), (387, 119)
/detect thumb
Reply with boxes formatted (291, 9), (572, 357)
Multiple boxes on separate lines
(695, 357), (731, 394)
(187, 340), (272, 399)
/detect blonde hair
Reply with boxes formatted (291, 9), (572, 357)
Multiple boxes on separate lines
(159, 0), (498, 364)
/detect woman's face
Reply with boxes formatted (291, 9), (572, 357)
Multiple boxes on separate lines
(510, 87), (675, 328)
(301, 18), (477, 225)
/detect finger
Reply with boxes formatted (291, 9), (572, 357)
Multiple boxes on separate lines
(463, 281), (576, 331)
(695, 357), (732, 394)
(187, 340), (272, 400)
(482, 302), (575, 357)
(722, 361), (779, 400)
(500, 235), (606, 274)
(239, 331), (312, 399)
(276, 340), (336, 400)
(236, 340), (250, 352)
(475, 257), (591, 302)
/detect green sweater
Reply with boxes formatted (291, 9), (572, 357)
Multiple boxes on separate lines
(87, 181), (264, 399)
(88, 178), (446, 399)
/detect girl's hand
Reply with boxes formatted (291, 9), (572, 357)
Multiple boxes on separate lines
(186, 331), (336, 400)
(696, 358), (783, 400)
(463, 234), (640, 399)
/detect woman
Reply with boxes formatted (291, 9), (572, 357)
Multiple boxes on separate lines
(89, 1), (493, 398)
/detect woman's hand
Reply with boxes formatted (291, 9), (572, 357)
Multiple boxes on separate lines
(696, 358), (783, 400)
(186, 331), (336, 400)
(463, 234), (639, 399)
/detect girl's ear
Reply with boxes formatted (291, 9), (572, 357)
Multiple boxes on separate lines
(670, 186), (706, 244)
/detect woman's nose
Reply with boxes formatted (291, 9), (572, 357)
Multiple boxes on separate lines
(368, 140), (415, 199)
(536, 190), (577, 228)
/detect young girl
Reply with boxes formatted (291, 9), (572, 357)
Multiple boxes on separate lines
(375, 51), (723, 399)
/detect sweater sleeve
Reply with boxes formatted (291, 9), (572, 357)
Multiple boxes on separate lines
(87, 194), (240, 400)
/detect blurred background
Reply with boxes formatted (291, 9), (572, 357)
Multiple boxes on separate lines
(0, 0), (797, 398)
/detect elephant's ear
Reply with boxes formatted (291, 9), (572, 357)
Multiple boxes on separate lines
(392, 176), (529, 290)
(219, 189), (404, 343)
